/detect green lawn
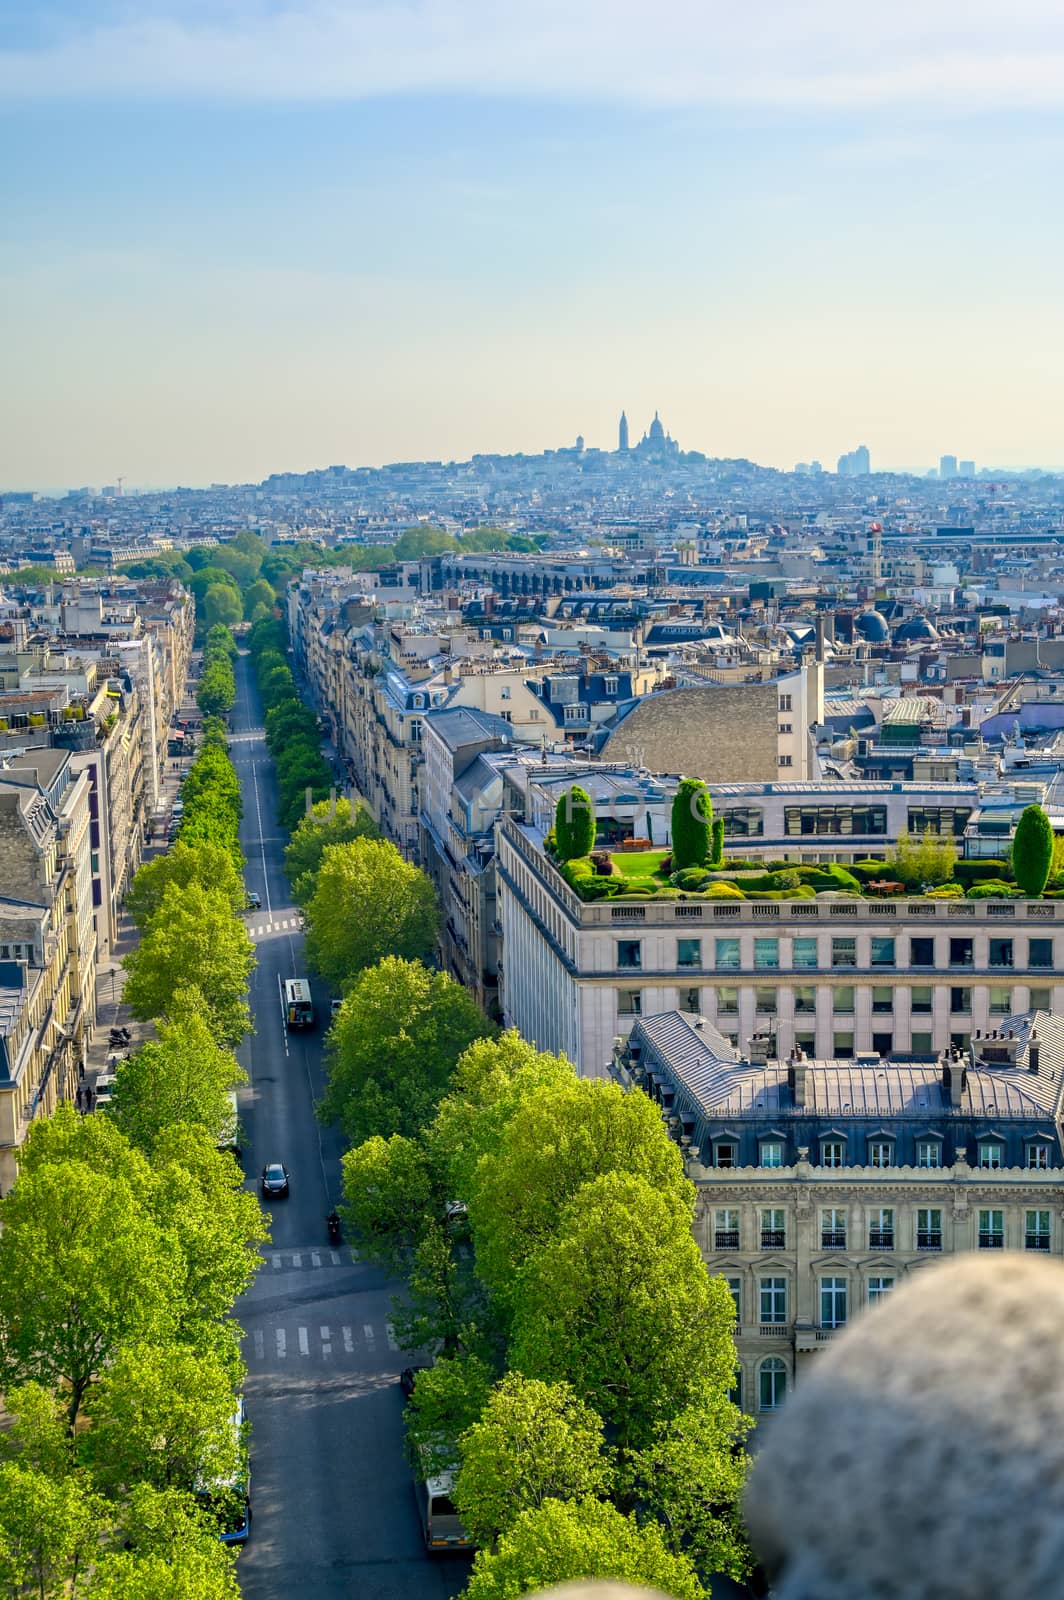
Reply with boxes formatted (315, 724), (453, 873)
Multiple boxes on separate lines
(609, 849), (670, 879)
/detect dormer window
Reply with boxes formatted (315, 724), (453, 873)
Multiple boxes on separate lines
(412, 693), (426, 709)
(1027, 1142), (1051, 1170)
(978, 1139), (1004, 1171)
(604, 676), (619, 696)
(759, 1139), (784, 1169)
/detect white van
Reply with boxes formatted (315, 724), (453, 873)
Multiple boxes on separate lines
(94, 1072), (117, 1108)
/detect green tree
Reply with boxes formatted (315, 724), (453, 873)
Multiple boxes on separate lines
(1012, 803), (1054, 896)
(284, 796), (378, 902)
(125, 842), (245, 929)
(84, 1547), (239, 1600)
(0, 1463), (101, 1600)
(455, 1376), (612, 1549)
(242, 578), (275, 620)
(468, 1079), (691, 1300)
(711, 815), (725, 867)
(464, 1497), (705, 1600)
(108, 1007), (246, 1156)
(0, 1158), (183, 1428)
(671, 778), (712, 871)
(121, 883), (254, 1047)
(196, 656), (236, 718)
(340, 1134), (439, 1272)
(553, 785), (595, 861)
(891, 827), (957, 889)
(319, 957), (492, 1143)
(210, 548), (261, 588)
(304, 838), (439, 988)
(404, 1355), (495, 1480)
(0, 1383), (74, 1477)
(82, 1342), (240, 1494)
(509, 1174), (737, 1451)
(393, 526), (457, 560)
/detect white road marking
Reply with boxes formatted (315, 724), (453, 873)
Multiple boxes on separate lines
(253, 1329), (264, 1360)
(386, 1322), (398, 1351)
(276, 1328), (286, 1360)
(291, 1253), (301, 1268)
(363, 1323), (375, 1347)
(342, 1326), (354, 1353)
(271, 1254), (281, 1269)
(320, 1325), (331, 1357)
(311, 1251), (321, 1268)
(298, 1326), (310, 1357)
(330, 1251), (341, 1265)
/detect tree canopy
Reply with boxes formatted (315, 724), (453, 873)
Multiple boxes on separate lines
(284, 795), (379, 903)
(671, 777), (712, 871)
(121, 882), (253, 1047)
(554, 785), (595, 861)
(125, 841), (245, 928)
(304, 837), (439, 987)
(1012, 803), (1054, 896)
(107, 1006), (245, 1157)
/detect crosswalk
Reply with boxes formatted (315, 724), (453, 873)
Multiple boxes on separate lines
(263, 1248), (351, 1270)
(248, 918), (304, 940)
(245, 1317), (400, 1365)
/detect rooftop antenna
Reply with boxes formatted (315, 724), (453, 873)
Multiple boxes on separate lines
(115, 477), (125, 497)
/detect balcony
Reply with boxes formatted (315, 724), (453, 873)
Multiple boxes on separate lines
(1025, 1234), (1051, 1252)
(794, 1323), (837, 1352)
(978, 1233), (1005, 1250)
(917, 1232), (942, 1251)
(760, 1230), (787, 1249)
(714, 1231), (740, 1251)
(868, 1230), (895, 1249)
(759, 1324), (790, 1337)
(821, 1231), (847, 1249)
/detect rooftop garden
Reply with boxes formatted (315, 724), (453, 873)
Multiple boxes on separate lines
(546, 785), (1063, 903)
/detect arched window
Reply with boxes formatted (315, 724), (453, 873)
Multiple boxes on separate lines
(759, 1356), (787, 1412)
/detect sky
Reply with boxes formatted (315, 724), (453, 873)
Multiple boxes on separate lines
(2, 1), (1064, 489)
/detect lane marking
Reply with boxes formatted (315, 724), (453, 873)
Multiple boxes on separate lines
(276, 1328), (286, 1360)
(330, 1251), (340, 1265)
(363, 1323), (375, 1348)
(311, 1251), (321, 1268)
(291, 1253), (301, 1268)
(271, 1254), (281, 1269)
(386, 1323), (398, 1351)
(298, 1326), (310, 1357)
(342, 1325), (354, 1353)
(253, 1329), (264, 1360)
(320, 1325), (331, 1357)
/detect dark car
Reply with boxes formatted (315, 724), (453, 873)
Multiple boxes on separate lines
(246, 891), (261, 911)
(400, 1365), (429, 1401)
(261, 1162), (289, 1199)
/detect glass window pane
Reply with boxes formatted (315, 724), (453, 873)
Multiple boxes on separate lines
(677, 937), (702, 968)
(754, 938), (779, 970)
(715, 938), (741, 970)
(792, 937), (818, 969)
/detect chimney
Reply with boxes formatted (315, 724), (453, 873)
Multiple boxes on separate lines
(1029, 1040), (1040, 1075)
(815, 613), (826, 664)
(942, 1047), (966, 1107)
(787, 1044), (808, 1107)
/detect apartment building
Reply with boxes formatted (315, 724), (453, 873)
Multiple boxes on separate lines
(613, 1008), (1064, 1415)
(0, 749), (96, 1189)
(495, 800), (1064, 1077)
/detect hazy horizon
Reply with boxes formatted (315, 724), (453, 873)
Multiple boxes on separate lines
(3, 1), (1063, 489)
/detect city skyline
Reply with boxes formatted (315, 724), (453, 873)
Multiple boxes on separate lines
(2, 1), (1064, 486)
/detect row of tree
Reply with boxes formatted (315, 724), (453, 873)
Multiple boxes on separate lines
(173, 714), (244, 878)
(196, 625), (238, 721)
(247, 616), (334, 830)
(0, 774), (265, 1596)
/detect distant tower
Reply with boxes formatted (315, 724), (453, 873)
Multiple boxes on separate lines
(618, 411), (629, 452)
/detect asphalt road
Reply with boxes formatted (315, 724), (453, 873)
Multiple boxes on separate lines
(230, 652), (468, 1600)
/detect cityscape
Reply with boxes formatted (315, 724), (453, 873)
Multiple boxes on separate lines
(3, 3), (1064, 1599)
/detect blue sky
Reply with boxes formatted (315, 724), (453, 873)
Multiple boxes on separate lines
(2, 1), (1064, 488)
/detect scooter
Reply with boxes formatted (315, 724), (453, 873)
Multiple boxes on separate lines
(327, 1211), (342, 1245)
(109, 1026), (131, 1045)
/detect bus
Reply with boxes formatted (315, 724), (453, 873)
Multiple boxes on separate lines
(217, 1090), (241, 1157)
(198, 1397), (251, 1545)
(284, 978), (314, 1030)
(414, 1452), (473, 1553)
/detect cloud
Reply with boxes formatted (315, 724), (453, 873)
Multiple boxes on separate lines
(2, 0), (1064, 110)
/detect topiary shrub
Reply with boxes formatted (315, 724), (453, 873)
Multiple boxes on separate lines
(659, 854), (672, 875)
(924, 882), (964, 898)
(711, 816), (725, 868)
(579, 876), (623, 900)
(671, 777), (712, 871)
(954, 858), (1010, 885)
(704, 881), (745, 900)
(591, 850), (614, 877)
(673, 867), (713, 891)
(1012, 805), (1054, 897)
(849, 859), (892, 885)
(554, 785), (595, 861)
(966, 880), (1022, 898)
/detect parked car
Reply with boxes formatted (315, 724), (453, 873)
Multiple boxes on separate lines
(330, 998), (343, 1020)
(246, 891), (261, 911)
(261, 1162), (289, 1199)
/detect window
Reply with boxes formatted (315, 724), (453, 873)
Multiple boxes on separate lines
(869, 1140), (894, 1168)
(989, 986), (1012, 1016)
(820, 1277), (848, 1330)
(715, 937), (741, 971)
(1028, 937), (1054, 970)
(499, 686), (511, 700)
(754, 937), (780, 971)
(679, 986), (700, 1014)
(872, 987), (894, 1015)
(761, 1209), (786, 1249)
(1028, 1143), (1051, 1170)
(911, 1032), (934, 1053)
(834, 986), (855, 1014)
(725, 1276), (742, 1320)
(911, 985), (933, 1015)
(910, 937), (936, 968)
(715, 1209), (740, 1250)
(916, 1139), (942, 1168)
(950, 987), (972, 1015)
(778, 754), (793, 768)
(792, 936), (819, 969)
(907, 806), (970, 837)
(917, 1208), (942, 1250)
(759, 1357), (787, 1411)
(618, 991), (642, 1017)
(1025, 1210), (1051, 1252)
(832, 937), (857, 968)
(677, 937), (702, 968)
(868, 1207), (894, 1249)
(868, 1277), (895, 1305)
(821, 1140), (845, 1168)
(794, 985), (816, 1015)
(721, 806), (764, 837)
(822, 1207), (846, 1248)
(1030, 987), (1053, 1011)
(760, 1140), (784, 1169)
(759, 1278), (787, 1325)
(604, 676), (618, 696)
(717, 987), (739, 1016)
(977, 1141), (1003, 1170)
(871, 936), (896, 968)
(755, 987), (777, 1015)
(784, 804), (887, 837)
(833, 1032), (854, 1057)
(779, 722), (793, 735)
(779, 693), (793, 713)
(979, 1209), (1004, 1249)
(989, 938), (1014, 969)
(949, 937), (974, 968)
(617, 939), (642, 969)
(714, 1142), (737, 1169)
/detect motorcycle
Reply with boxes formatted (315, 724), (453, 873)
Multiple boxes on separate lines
(109, 1027), (131, 1045)
(327, 1212), (342, 1245)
